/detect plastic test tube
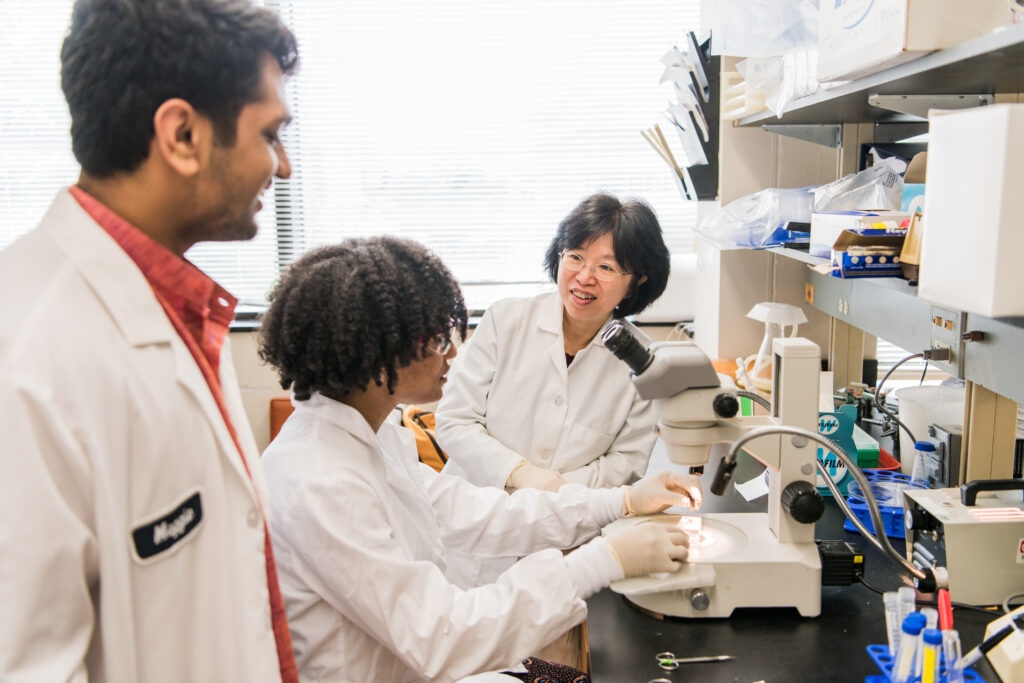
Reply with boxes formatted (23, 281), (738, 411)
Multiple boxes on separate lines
(921, 628), (942, 683)
(884, 591), (902, 655)
(897, 586), (916, 625)
(943, 630), (965, 683)
(917, 607), (939, 674)
(892, 612), (926, 683)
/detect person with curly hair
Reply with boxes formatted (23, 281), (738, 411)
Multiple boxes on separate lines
(436, 193), (672, 497)
(258, 236), (701, 683)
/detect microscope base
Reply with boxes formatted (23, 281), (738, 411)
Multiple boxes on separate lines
(606, 512), (822, 618)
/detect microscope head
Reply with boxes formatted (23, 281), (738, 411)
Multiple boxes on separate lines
(603, 321), (733, 469)
(601, 321), (721, 401)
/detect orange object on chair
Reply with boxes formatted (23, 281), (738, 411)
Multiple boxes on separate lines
(269, 397), (294, 443)
(401, 405), (448, 473)
(268, 398), (449, 475)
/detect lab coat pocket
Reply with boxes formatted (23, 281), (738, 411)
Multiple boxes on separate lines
(561, 421), (616, 471)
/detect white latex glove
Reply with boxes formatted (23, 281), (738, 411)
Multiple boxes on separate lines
(605, 522), (689, 577)
(506, 459), (568, 492)
(625, 470), (703, 516)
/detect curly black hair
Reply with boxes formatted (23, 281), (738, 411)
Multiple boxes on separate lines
(259, 237), (468, 401)
(542, 193), (671, 317)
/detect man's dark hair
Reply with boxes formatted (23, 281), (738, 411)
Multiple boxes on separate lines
(542, 193), (671, 317)
(60, 0), (299, 177)
(259, 237), (468, 402)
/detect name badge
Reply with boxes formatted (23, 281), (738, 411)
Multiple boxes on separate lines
(132, 489), (203, 563)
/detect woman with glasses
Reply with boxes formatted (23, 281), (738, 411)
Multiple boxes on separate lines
(257, 236), (699, 683)
(435, 193), (673, 501)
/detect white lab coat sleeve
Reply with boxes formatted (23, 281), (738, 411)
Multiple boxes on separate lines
(559, 390), (658, 488)
(281, 473), (590, 683)
(435, 308), (525, 489)
(423, 466), (624, 557)
(0, 375), (94, 682)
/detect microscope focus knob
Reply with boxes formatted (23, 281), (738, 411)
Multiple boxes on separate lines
(690, 589), (710, 611)
(781, 481), (825, 524)
(712, 393), (740, 418)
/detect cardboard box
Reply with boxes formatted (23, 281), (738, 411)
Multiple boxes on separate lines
(920, 104), (1024, 317)
(810, 210), (911, 258)
(818, 0), (1009, 82)
(830, 228), (906, 278)
(899, 152), (927, 280)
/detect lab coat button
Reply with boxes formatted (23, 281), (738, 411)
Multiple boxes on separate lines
(554, 396), (565, 407)
(247, 508), (260, 528)
(540, 449), (551, 458)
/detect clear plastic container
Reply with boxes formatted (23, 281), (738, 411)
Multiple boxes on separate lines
(911, 440), (936, 488)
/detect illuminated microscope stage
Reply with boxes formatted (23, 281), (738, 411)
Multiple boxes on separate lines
(604, 513), (821, 618)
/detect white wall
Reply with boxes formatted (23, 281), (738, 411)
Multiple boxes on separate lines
(230, 331), (289, 453)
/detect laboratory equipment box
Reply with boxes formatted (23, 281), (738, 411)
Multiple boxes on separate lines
(818, 0), (1009, 82)
(829, 228), (907, 278)
(903, 482), (1024, 605)
(920, 104), (1024, 317)
(809, 210), (909, 259)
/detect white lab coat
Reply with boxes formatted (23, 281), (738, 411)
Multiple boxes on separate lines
(435, 292), (657, 489)
(0, 190), (283, 682)
(261, 394), (624, 683)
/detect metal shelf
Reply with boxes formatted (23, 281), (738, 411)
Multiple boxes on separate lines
(769, 248), (1024, 405)
(736, 23), (1024, 127)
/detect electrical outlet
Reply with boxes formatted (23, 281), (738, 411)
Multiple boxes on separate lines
(928, 306), (964, 376)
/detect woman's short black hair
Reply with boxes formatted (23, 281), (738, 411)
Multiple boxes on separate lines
(542, 193), (671, 317)
(259, 237), (468, 401)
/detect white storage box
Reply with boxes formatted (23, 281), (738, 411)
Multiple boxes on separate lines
(818, 0), (1008, 82)
(633, 253), (697, 323)
(919, 104), (1024, 318)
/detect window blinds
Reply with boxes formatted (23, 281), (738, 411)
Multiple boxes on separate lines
(1, 0), (702, 305)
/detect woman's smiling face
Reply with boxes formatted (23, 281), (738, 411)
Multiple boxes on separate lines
(557, 231), (634, 328)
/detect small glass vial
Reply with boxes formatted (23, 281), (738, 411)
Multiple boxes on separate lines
(911, 440), (936, 487)
(921, 628), (943, 683)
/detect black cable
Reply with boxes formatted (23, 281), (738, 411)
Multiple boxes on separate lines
(856, 573), (887, 595)
(855, 575), (1003, 615)
(919, 360), (928, 385)
(874, 352), (924, 449)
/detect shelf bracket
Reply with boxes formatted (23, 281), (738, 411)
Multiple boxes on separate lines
(867, 94), (994, 119)
(761, 124), (842, 148)
(873, 121), (930, 142)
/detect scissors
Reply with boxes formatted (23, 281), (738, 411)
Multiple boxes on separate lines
(656, 651), (734, 670)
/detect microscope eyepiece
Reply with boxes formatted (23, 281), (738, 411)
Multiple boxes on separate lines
(601, 321), (653, 375)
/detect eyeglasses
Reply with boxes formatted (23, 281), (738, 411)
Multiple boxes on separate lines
(559, 250), (631, 282)
(424, 331), (453, 356)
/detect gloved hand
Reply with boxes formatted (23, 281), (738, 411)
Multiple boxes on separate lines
(605, 522), (689, 577)
(506, 459), (568, 492)
(625, 470), (702, 516)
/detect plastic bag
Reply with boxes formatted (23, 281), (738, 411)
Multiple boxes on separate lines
(737, 49), (820, 118)
(695, 187), (814, 249)
(712, 0), (819, 57)
(813, 153), (907, 213)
